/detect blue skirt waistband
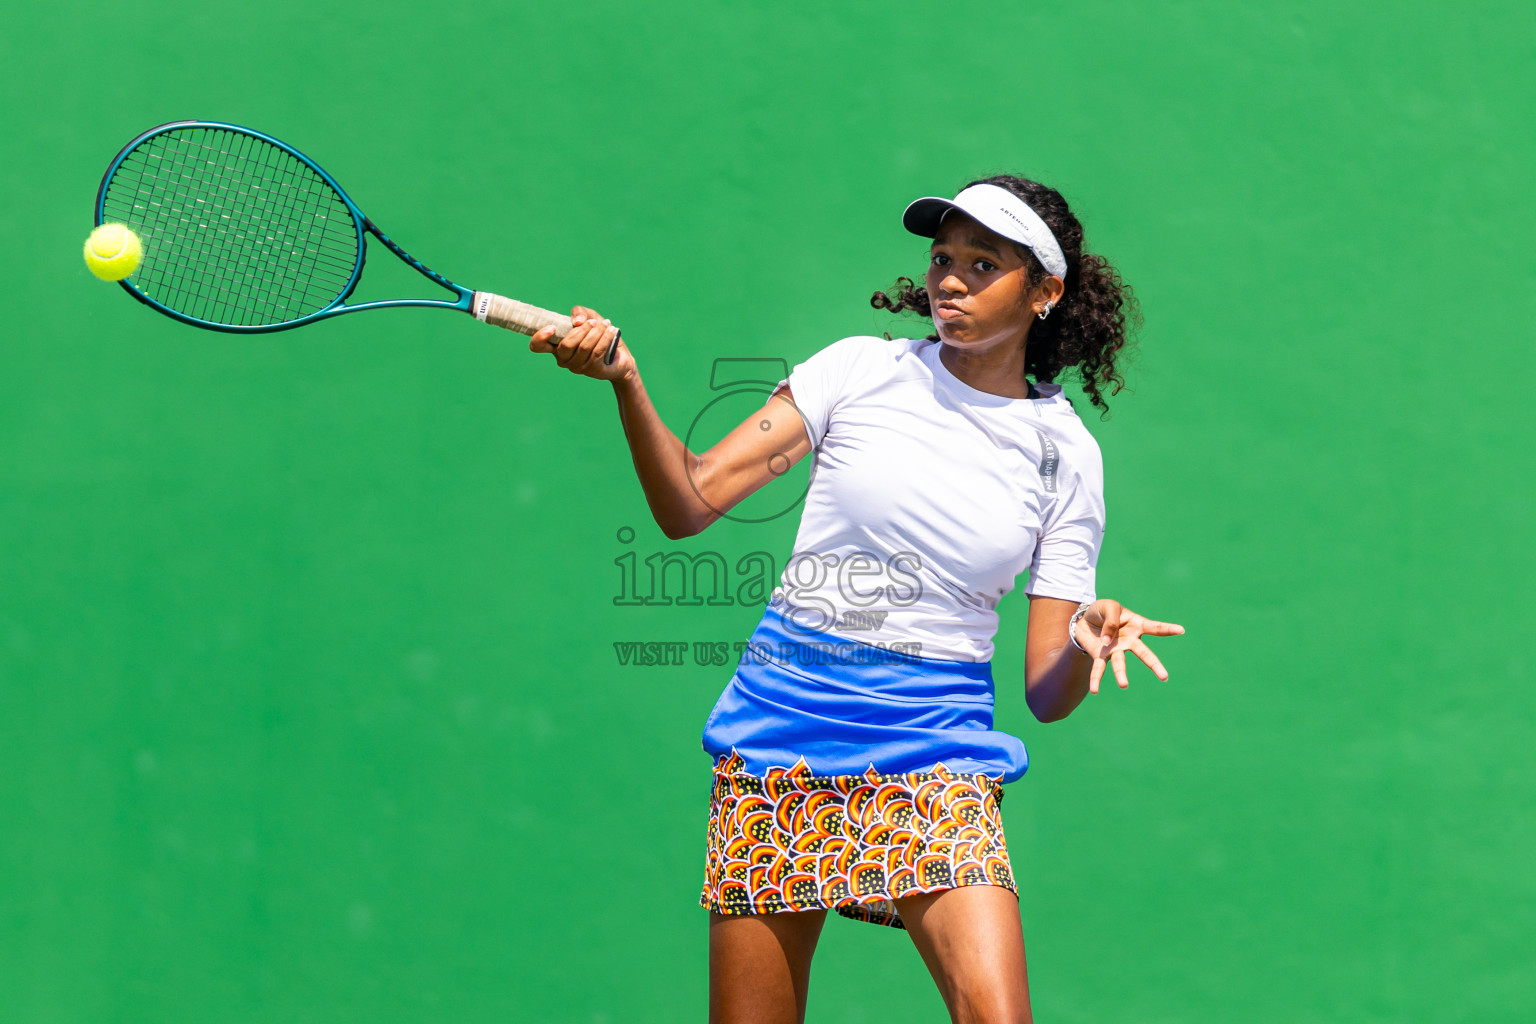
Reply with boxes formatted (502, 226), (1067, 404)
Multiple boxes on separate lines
(701, 605), (1029, 782)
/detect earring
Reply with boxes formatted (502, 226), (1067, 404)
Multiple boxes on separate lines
(1037, 301), (1055, 321)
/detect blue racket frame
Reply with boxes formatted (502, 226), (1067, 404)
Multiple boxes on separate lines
(94, 120), (475, 333)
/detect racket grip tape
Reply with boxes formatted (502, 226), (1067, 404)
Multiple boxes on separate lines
(472, 291), (620, 365)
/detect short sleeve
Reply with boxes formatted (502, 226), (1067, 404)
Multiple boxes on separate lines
(778, 336), (884, 449)
(1023, 435), (1105, 603)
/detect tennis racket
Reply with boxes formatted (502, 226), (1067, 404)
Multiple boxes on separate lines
(94, 120), (619, 362)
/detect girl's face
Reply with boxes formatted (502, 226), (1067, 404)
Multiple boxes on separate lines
(925, 213), (1057, 350)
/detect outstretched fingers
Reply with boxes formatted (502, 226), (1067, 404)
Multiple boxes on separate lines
(1084, 608), (1185, 694)
(1111, 649), (1130, 689)
(1129, 638), (1170, 681)
(1088, 655), (1107, 695)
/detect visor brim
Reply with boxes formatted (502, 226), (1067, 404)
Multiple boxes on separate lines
(901, 197), (961, 238)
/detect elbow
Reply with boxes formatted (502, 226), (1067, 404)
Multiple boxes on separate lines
(658, 511), (708, 540)
(660, 521), (697, 541)
(1029, 704), (1067, 724)
(657, 461), (714, 540)
(1026, 692), (1073, 724)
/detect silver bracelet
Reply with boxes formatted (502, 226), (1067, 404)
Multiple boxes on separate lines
(1068, 601), (1094, 654)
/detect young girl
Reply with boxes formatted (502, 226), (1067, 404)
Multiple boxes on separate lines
(530, 174), (1184, 1024)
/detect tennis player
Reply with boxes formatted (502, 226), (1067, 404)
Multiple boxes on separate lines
(530, 174), (1184, 1024)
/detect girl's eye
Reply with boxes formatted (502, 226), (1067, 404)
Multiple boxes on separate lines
(976, 260), (996, 272)
(931, 253), (950, 266)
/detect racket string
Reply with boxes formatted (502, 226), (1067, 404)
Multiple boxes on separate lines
(102, 127), (361, 325)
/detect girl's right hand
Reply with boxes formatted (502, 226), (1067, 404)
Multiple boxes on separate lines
(529, 305), (635, 382)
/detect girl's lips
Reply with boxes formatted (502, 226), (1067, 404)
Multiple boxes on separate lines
(935, 305), (966, 320)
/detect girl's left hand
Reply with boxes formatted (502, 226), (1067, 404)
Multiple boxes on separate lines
(1075, 599), (1185, 694)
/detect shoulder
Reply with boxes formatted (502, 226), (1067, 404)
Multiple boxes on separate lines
(782, 337), (919, 447)
(803, 334), (917, 364)
(1067, 425), (1104, 493)
(1057, 414), (1102, 468)
(787, 335), (918, 390)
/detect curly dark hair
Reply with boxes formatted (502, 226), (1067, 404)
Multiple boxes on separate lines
(871, 174), (1140, 415)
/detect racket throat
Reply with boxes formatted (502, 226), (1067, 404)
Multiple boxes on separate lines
(363, 218), (462, 295)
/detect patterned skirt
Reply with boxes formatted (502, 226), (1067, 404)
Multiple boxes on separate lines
(700, 750), (1014, 929)
(698, 602), (1025, 928)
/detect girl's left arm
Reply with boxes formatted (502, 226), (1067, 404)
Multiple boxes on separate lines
(1023, 596), (1186, 722)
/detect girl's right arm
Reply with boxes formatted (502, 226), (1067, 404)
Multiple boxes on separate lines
(530, 306), (813, 540)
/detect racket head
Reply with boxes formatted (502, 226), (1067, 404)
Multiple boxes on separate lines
(95, 121), (367, 332)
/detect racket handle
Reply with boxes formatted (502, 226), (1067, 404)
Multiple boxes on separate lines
(472, 291), (620, 365)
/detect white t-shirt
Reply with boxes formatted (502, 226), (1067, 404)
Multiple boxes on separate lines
(766, 335), (1105, 663)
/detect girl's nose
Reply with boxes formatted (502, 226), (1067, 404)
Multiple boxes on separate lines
(940, 274), (966, 295)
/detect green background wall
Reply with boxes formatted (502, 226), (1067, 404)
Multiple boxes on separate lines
(2, 2), (1532, 1021)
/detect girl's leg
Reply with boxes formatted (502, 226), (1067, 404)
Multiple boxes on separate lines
(708, 909), (828, 1024)
(892, 886), (1032, 1024)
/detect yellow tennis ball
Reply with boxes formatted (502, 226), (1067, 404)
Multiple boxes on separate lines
(84, 223), (142, 282)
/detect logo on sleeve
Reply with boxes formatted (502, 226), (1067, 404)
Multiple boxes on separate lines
(1035, 430), (1059, 493)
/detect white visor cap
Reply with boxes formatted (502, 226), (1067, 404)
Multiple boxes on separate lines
(903, 183), (1068, 281)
